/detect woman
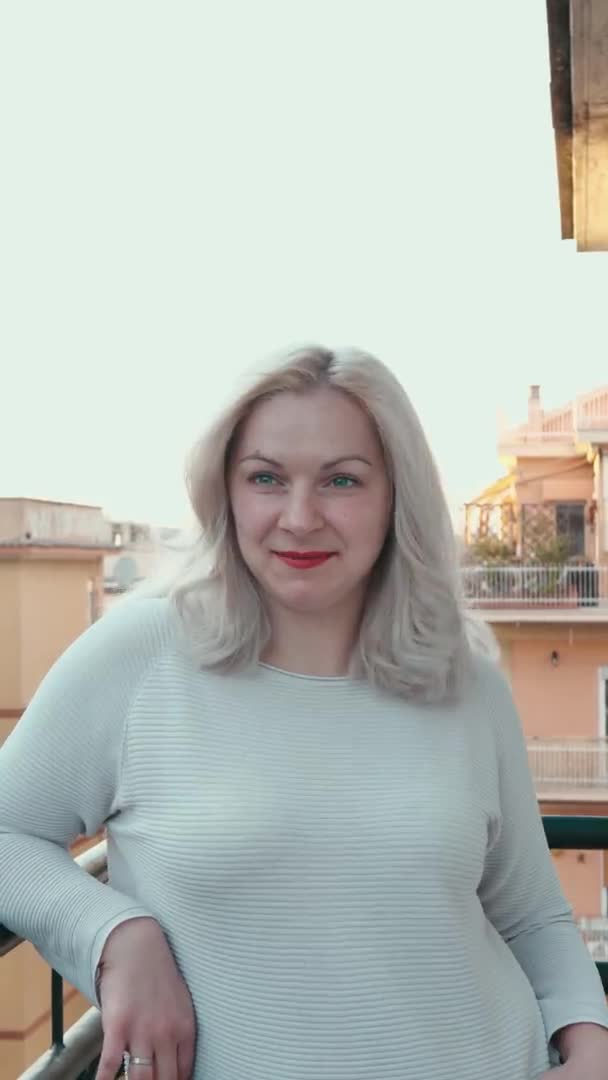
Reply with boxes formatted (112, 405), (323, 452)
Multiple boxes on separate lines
(1, 345), (607, 1080)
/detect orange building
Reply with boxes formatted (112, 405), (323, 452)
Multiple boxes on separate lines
(464, 385), (608, 931)
(0, 498), (111, 1078)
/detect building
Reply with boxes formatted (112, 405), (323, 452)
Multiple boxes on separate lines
(0, 498), (113, 1078)
(544, 0), (608, 250)
(546, 0), (608, 251)
(103, 519), (182, 611)
(464, 384), (608, 923)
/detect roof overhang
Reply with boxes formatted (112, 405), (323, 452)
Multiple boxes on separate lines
(547, 0), (608, 250)
(0, 545), (112, 561)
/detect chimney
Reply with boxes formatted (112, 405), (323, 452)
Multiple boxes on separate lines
(528, 384), (542, 431)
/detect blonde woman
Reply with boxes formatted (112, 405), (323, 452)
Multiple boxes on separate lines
(1, 346), (607, 1080)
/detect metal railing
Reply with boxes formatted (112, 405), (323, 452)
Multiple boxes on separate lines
(528, 738), (608, 792)
(0, 842), (107, 1080)
(462, 563), (608, 610)
(578, 917), (608, 961)
(543, 816), (608, 992)
(2, 821), (608, 1078)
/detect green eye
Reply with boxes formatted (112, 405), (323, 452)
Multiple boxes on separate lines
(251, 473), (277, 486)
(330, 475), (358, 489)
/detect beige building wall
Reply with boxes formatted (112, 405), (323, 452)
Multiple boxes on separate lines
(507, 634), (608, 739)
(0, 564), (22, 746)
(495, 624), (608, 919)
(0, 549), (104, 1077)
(553, 850), (603, 921)
(514, 457), (593, 500)
(18, 559), (99, 703)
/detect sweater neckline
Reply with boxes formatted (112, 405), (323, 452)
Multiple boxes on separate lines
(257, 662), (353, 684)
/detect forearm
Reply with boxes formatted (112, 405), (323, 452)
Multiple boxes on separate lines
(0, 831), (153, 1004)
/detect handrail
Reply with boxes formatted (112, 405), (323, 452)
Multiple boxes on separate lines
(18, 1008), (103, 1080)
(542, 816), (608, 850)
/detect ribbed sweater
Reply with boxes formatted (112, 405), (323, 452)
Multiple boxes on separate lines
(1, 598), (607, 1079)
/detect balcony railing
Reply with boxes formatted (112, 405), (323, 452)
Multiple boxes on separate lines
(576, 389), (608, 434)
(579, 917), (608, 961)
(2, 820), (608, 1078)
(528, 739), (608, 794)
(0, 842), (106, 1080)
(462, 563), (608, 611)
(498, 388), (608, 446)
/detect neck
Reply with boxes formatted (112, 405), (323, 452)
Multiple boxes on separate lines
(261, 598), (362, 677)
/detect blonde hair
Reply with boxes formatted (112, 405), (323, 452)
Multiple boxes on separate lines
(147, 345), (495, 702)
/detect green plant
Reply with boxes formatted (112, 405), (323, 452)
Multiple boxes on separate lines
(468, 536), (515, 563)
(528, 535), (571, 565)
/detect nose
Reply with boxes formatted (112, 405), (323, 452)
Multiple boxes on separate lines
(278, 484), (324, 536)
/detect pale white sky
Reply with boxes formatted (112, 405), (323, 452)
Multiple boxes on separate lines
(2, 1), (608, 529)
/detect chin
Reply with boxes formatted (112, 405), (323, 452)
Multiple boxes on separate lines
(276, 586), (333, 612)
(268, 577), (353, 615)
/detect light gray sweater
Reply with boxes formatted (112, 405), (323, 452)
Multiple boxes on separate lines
(1, 598), (607, 1079)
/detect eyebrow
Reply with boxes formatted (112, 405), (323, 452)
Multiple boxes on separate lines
(238, 453), (373, 469)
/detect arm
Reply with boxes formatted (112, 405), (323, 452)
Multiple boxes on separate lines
(476, 661), (608, 1051)
(554, 1022), (608, 1066)
(0, 598), (171, 1004)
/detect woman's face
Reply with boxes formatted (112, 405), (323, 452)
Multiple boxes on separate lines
(228, 387), (392, 616)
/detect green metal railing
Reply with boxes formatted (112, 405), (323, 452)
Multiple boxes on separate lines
(1, 817), (608, 1077)
(542, 816), (608, 991)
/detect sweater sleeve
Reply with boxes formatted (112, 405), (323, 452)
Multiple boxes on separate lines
(476, 659), (608, 1050)
(0, 598), (171, 1005)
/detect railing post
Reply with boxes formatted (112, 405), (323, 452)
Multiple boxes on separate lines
(51, 969), (64, 1052)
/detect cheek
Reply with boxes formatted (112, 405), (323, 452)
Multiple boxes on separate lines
(331, 498), (390, 558)
(231, 491), (275, 546)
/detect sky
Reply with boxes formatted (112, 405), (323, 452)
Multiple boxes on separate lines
(2, 1), (608, 530)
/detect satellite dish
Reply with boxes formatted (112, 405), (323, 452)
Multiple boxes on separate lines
(113, 555), (138, 590)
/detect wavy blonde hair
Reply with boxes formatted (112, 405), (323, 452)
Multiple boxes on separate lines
(149, 345), (494, 702)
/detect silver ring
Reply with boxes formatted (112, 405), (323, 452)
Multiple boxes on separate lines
(123, 1052), (154, 1075)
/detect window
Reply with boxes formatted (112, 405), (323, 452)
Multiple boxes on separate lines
(556, 502), (586, 557)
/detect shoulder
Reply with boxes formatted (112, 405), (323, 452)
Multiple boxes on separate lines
(73, 596), (176, 658)
(469, 652), (510, 698)
(466, 652), (526, 755)
(5, 601), (182, 759)
(93, 596), (176, 647)
(36, 597), (180, 699)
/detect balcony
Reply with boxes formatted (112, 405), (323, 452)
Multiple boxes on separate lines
(579, 918), (608, 962)
(2, 820), (608, 1077)
(462, 563), (608, 620)
(528, 738), (608, 800)
(498, 387), (608, 454)
(577, 389), (608, 441)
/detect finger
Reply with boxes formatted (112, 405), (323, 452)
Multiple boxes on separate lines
(95, 1036), (126, 1080)
(154, 1046), (179, 1080)
(177, 1038), (196, 1080)
(124, 1049), (155, 1080)
(124, 1045), (155, 1079)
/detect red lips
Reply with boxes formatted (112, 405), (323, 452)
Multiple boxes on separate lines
(273, 551), (336, 570)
